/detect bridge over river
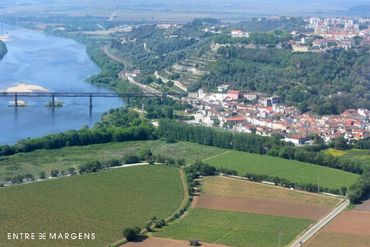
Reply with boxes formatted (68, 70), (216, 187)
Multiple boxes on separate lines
(0, 91), (187, 108)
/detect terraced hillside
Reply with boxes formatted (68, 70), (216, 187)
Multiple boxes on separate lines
(156, 44), (218, 92)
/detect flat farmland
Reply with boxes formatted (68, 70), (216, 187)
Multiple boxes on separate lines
(155, 176), (340, 247)
(306, 211), (370, 247)
(155, 208), (313, 247)
(204, 151), (358, 190)
(194, 176), (341, 220)
(0, 165), (185, 247)
(201, 176), (341, 208)
(0, 141), (224, 182)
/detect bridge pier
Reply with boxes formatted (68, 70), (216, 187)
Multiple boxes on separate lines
(89, 94), (93, 116)
(14, 93), (18, 108)
(51, 93), (55, 108)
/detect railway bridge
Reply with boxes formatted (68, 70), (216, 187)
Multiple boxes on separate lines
(0, 91), (186, 108)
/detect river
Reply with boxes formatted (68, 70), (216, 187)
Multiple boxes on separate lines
(0, 25), (124, 145)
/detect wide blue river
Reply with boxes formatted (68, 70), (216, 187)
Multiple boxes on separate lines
(0, 25), (123, 145)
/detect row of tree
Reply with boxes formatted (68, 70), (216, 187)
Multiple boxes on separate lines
(158, 120), (368, 175)
(244, 173), (345, 195)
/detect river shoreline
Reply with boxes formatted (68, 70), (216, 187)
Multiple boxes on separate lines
(0, 24), (124, 145)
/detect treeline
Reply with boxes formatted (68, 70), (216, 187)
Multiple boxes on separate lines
(129, 97), (192, 120)
(158, 120), (367, 175)
(2, 148), (187, 185)
(213, 30), (292, 47)
(86, 43), (123, 86)
(353, 137), (370, 149)
(0, 109), (155, 157)
(244, 173), (346, 195)
(348, 170), (370, 204)
(0, 40), (7, 60)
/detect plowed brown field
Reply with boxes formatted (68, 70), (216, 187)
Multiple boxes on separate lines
(193, 194), (330, 220)
(305, 211), (370, 247)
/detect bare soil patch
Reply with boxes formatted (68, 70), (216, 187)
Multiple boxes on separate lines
(202, 176), (341, 208)
(354, 197), (370, 212)
(306, 211), (370, 246)
(193, 194), (330, 220)
(323, 211), (370, 235)
(124, 237), (230, 247)
(305, 232), (370, 247)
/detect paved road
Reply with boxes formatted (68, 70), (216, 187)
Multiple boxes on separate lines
(290, 199), (350, 247)
(102, 45), (130, 65)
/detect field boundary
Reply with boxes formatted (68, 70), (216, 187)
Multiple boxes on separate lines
(110, 166), (190, 247)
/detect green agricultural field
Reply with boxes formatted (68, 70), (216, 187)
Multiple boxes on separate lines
(0, 141), (224, 182)
(204, 151), (359, 190)
(156, 208), (313, 247)
(0, 165), (185, 247)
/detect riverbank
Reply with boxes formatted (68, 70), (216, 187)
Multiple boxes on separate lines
(0, 25), (123, 144)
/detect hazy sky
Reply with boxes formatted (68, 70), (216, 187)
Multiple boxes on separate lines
(1, 0), (369, 17)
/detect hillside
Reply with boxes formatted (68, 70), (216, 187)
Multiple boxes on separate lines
(200, 46), (370, 114)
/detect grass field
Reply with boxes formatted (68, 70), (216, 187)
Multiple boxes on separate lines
(324, 148), (370, 162)
(202, 176), (341, 208)
(204, 151), (359, 190)
(155, 208), (313, 247)
(0, 165), (185, 247)
(0, 141), (225, 182)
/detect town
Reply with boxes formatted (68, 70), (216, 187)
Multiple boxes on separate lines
(185, 85), (370, 145)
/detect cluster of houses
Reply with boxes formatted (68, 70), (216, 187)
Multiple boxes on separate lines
(292, 17), (370, 52)
(185, 86), (370, 145)
(226, 17), (370, 52)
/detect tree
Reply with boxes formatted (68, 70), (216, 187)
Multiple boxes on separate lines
(39, 171), (46, 179)
(163, 106), (174, 119)
(154, 219), (166, 228)
(122, 227), (141, 241)
(143, 76), (154, 84)
(213, 119), (220, 127)
(68, 167), (76, 176)
(139, 149), (153, 161)
(50, 169), (60, 177)
(330, 136), (350, 150)
(167, 80), (174, 87)
(25, 174), (34, 181)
